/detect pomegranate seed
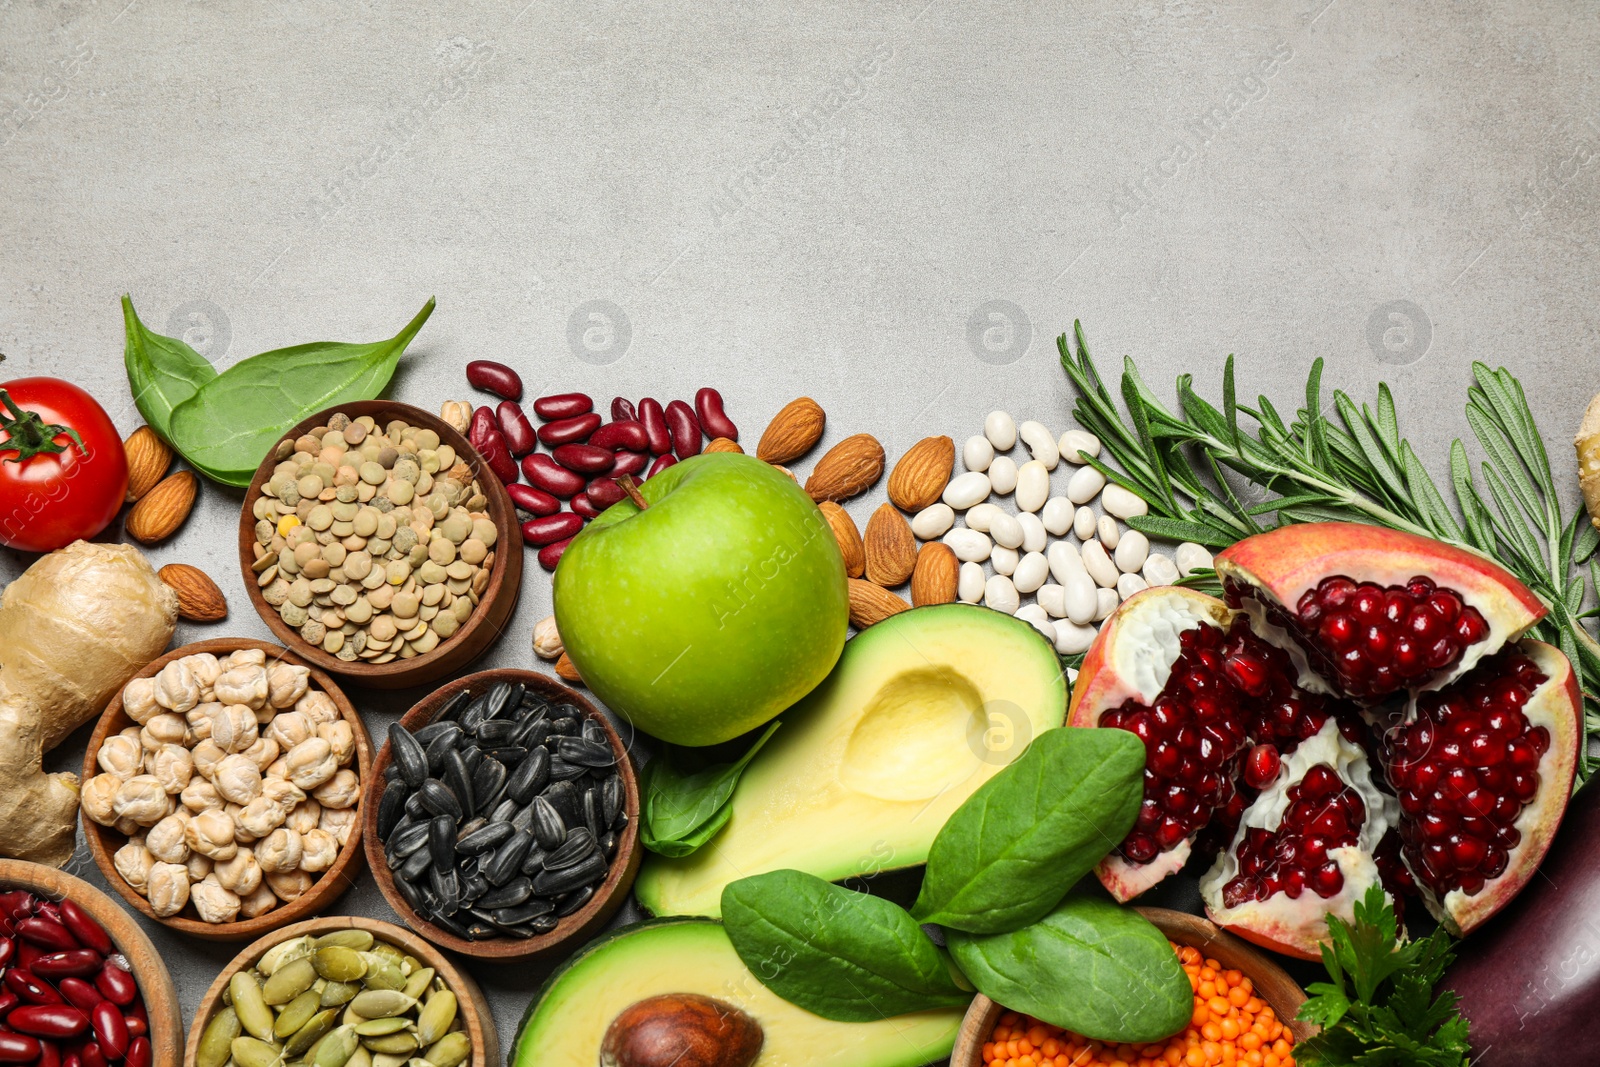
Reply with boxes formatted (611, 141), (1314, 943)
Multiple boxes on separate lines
(1243, 744), (1280, 788)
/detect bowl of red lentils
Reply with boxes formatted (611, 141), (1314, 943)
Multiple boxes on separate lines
(950, 908), (1317, 1067)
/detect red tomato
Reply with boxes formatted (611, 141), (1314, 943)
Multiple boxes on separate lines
(0, 377), (129, 553)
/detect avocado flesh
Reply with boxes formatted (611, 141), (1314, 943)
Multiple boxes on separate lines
(512, 918), (966, 1067)
(635, 603), (1068, 917)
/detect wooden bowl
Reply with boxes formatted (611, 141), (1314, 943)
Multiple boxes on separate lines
(948, 907), (1317, 1066)
(237, 400), (523, 690)
(0, 860), (185, 1066)
(185, 914), (498, 1066)
(81, 638), (373, 942)
(362, 668), (641, 962)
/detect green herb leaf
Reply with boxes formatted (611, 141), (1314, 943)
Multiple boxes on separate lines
(911, 728), (1144, 934)
(720, 869), (969, 1022)
(639, 722), (780, 857)
(946, 892), (1192, 1044)
(166, 298), (435, 485)
(122, 295), (218, 440)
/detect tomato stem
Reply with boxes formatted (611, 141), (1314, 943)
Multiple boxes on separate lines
(0, 389), (86, 464)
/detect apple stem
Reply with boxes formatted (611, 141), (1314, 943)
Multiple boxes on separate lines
(616, 474), (649, 510)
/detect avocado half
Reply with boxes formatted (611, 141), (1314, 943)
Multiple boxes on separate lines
(635, 603), (1069, 918)
(512, 918), (967, 1067)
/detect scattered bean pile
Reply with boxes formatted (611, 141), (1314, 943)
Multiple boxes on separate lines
(379, 681), (627, 941)
(0, 890), (152, 1067)
(85, 649), (360, 924)
(196, 928), (469, 1067)
(451, 360), (738, 570)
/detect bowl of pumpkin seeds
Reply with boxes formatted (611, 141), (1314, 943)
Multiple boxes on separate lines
(186, 915), (497, 1067)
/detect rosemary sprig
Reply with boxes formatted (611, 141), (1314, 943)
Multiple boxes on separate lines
(1058, 322), (1600, 778)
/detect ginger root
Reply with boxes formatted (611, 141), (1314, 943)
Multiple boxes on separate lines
(1578, 394), (1600, 530)
(0, 540), (177, 865)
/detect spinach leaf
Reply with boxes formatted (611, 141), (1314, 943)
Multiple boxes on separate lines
(721, 869), (970, 1022)
(122, 295), (217, 440)
(639, 721), (779, 857)
(166, 298), (435, 484)
(912, 726), (1144, 934)
(946, 892), (1192, 1043)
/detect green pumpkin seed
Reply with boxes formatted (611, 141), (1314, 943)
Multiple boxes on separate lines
(367, 942), (406, 966)
(315, 945), (369, 983)
(345, 1049), (374, 1067)
(230, 1035), (282, 1067)
(313, 1025), (362, 1067)
(353, 1016), (411, 1036)
(401, 955), (424, 975)
(230, 972), (276, 1042)
(414, 990), (456, 1046)
(259, 935), (316, 976)
(425, 1031), (471, 1067)
(360, 1031), (418, 1055)
(197, 1005), (241, 1067)
(263, 957), (318, 1005)
(369, 1053), (408, 1067)
(321, 979), (362, 1007)
(401, 966), (435, 1000)
(314, 929), (375, 952)
(274, 990), (323, 1039)
(285, 1007), (341, 1057)
(359, 955), (405, 991)
(349, 990), (415, 1019)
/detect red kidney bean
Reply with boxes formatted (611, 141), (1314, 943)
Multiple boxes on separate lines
(122, 1037), (149, 1067)
(610, 397), (637, 422)
(0, 937), (13, 970)
(122, 1014), (144, 1038)
(38, 1040), (61, 1067)
(16, 938), (41, 969)
(495, 401), (538, 457)
(506, 483), (561, 517)
(17, 919), (77, 954)
(34, 904), (61, 925)
(56, 981), (101, 1015)
(0, 989), (19, 1017)
(466, 360), (523, 401)
(475, 429), (520, 485)
(6, 970), (62, 1005)
(8, 1006), (88, 1038)
(537, 536), (573, 572)
(33, 951), (101, 980)
(467, 405), (498, 451)
(589, 420), (649, 452)
(0, 893), (31, 920)
(587, 478), (626, 509)
(0, 1033), (40, 1064)
(533, 392), (593, 420)
(89, 1004), (125, 1061)
(647, 453), (677, 478)
(55, 905), (108, 960)
(537, 412), (602, 446)
(552, 443), (615, 474)
(93, 966), (135, 1008)
(79, 1044), (106, 1067)
(607, 450), (649, 477)
(63, 1054), (82, 1067)
(521, 513), (585, 547)
(520, 454), (586, 498)
(638, 398), (671, 455)
(570, 494), (600, 520)
(695, 387), (738, 440)
(665, 400), (702, 459)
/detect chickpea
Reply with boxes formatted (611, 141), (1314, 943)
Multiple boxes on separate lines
(97, 734), (144, 780)
(256, 828), (304, 874)
(190, 875), (241, 924)
(149, 744), (194, 794)
(145, 813), (191, 865)
(298, 828), (340, 873)
(317, 721), (356, 766)
(113, 775), (174, 826)
(145, 862), (191, 917)
(209, 705), (260, 754)
(113, 839), (155, 893)
(236, 796), (286, 839)
(213, 754), (264, 806)
(181, 777), (222, 813)
(214, 664), (269, 710)
(153, 660), (200, 714)
(285, 799), (321, 836)
(285, 738), (337, 790)
(214, 848), (263, 897)
(185, 809), (238, 861)
(265, 868), (313, 903)
(180, 652), (222, 691)
(120, 676), (161, 725)
(311, 769), (360, 810)
(266, 663), (311, 708)
(81, 774), (123, 827)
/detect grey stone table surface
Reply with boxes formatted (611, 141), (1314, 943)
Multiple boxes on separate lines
(3, 0), (1599, 1057)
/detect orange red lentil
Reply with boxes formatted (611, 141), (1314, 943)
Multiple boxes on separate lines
(980, 942), (1295, 1067)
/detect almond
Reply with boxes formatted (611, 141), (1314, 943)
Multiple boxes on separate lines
(705, 437), (743, 454)
(125, 471), (197, 544)
(159, 564), (228, 622)
(805, 433), (885, 503)
(123, 426), (173, 503)
(757, 397), (826, 463)
(864, 503), (917, 587)
(887, 435), (954, 512)
(555, 652), (584, 684)
(848, 578), (909, 628)
(911, 542), (960, 606)
(819, 501), (865, 578)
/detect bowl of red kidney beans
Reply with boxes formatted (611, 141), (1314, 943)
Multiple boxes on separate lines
(461, 361), (740, 571)
(0, 860), (184, 1067)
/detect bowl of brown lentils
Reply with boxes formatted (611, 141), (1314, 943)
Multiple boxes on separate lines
(238, 401), (522, 689)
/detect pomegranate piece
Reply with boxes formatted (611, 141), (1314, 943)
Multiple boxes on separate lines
(1216, 523), (1543, 700)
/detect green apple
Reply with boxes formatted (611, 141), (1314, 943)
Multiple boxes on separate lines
(552, 453), (849, 746)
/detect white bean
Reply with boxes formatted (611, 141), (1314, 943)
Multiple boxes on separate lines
(990, 512), (1024, 549)
(1016, 603), (1050, 627)
(991, 545), (1020, 576)
(1015, 461), (1050, 513)
(943, 472), (991, 509)
(1054, 620), (1098, 655)
(1065, 572), (1098, 625)
(1016, 605), (1056, 642)
(1095, 587), (1119, 621)
(1067, 466), (1106, 505)
(984, 411), (1017, 451)
(1114, 529), (1149, 573)
(1176, 542), (1214, 575)
(958, 562), (986, 603)
(988, 456), (1018, 495)
(1097, 514), (1120, 550)
(1047, 541), (1087, 585)
(1018, 421), (1060, 470)
(965, 502), (1004, 533)
(1041, 497), (1074, 536)
(1117, 572), (1149, 598)
(1013, 551), (1049, 593)
(1082, 540), (1119, 588)
(984, 574), (1020, 614)
(1059, 429), (1100, 464)
(1036, 584), (1067, 618)
(963, 435), (994, 472)
(1143, 554), (1180, 587)
(911, 503), (955, 540)
(1017, 512), (1047, 553)
(1073, 505), (1097, 540)
(1102, 483), (1149, 519)
(944, 528), (992, 563)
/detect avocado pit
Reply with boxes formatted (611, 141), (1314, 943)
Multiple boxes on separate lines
(600, 993), (763, 1067)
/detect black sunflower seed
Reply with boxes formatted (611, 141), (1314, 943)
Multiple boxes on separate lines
(418, 778), (463, 821)
(517, 719), (552, 749)
(486, 828), (536, 887)
(478, 877), (534, 911)
(428, 815), (457, 870)
(473, 757), (508, 815)
(506, 748), (550, 805)
(484, 681), (516, 721)
(543, 828), (596, 870)
(404, 792), (427, 819)
(601, 831), (618, 861)
(436, 690), (473, 723)
(556, 884), (597, 917)
(412, 720), (461, 747)
(460, 871), (488, 906)
(492, 897), (555, 926)
(557, 737), (616, 768)
(489, 798), (518, 825)
(583, 787), (602, 838)
(442, 751), (476, 818)
(399, 846), (432, 883)
(544, 780), (583, 826)
(531, 797), (567, 850)
(475, 720), (519, 747)
(532, 853), (607, 896)
(377, 783), (410, 840)
(519, 846), (548, 876)
(548, 716), (580, 737)
(582, 717), (606, 744)
(601, 776), (624, 825)
(425, 730), (456, 777)
(388, 722), (429, 788)
(457, 820), (513, 856)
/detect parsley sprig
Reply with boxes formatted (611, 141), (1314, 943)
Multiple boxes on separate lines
(1296, 885), (1470, 1065)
